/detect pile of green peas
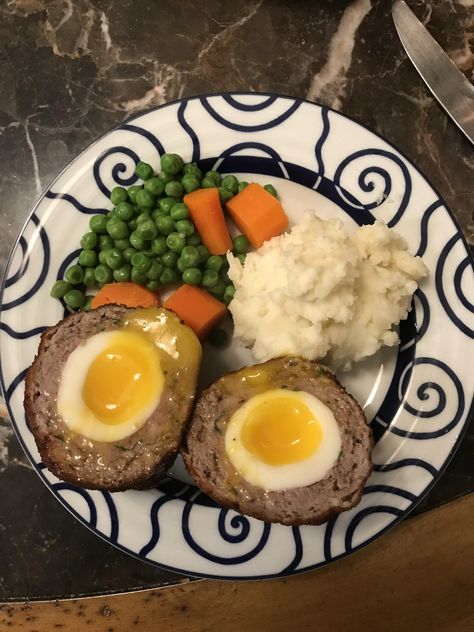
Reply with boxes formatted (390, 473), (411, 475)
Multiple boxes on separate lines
(51, 153), (278, 311)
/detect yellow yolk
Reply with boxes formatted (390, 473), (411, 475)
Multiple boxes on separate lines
(241, 396), (322, 465)
(82, 332), (161, 425)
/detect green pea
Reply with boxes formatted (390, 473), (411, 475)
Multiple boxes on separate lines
(131, 252), (152, 273)
(127, 185), (142, 204)
(159, 197), (177, 214)
(233, 234), (249, 254)
(161, 153), (184, 175)
(98, 235), (114, 251)
(128, 219), (137, 232)
(176, 257), (187, 273)
(130, 231), (146, 250)
(78, 249), (97, 268)
(137, 219), (158, 240)
(201, 176), (216, 189)
(155, 215), (175, 236)
(146, 279), (160, 292)
(64, 289), (85, 309)
(238, 181), (249, 193)
(202, 269), (219, 288)
(50, 280), (72, 299)
(236, 253), (246, 265)
(166, 232), (186, 253)
(175, 219), (194, 236)
(151, 209), (164, 221)
(123, 246), (137, 263)
(141, 248), (155, 257)
(170, 203), (189, 221)
(136, 212), (151, 225)
(183, 163), (203, 180)
(186, 232), (201, 247)
(144, 176), (165, 197)
(160, 268), (179, 285)
(208, 328), (229, 347)
(106, 218), (129, 239)
(164, 180), (184, 199)
(83, 295), (94, 311)
(221, 175), (238, 194)
(64, 264), (84, 285)
(98, 250), (109, 265)
(95, 264), (113, 285)
(205, 170), (221, 186)
(158, 170), (174, 185)
(110, 186), (128, 205)
(114, 238), (130, 251)
(151, 236), (167, 256)
(223, 284), (236, 305)
(115, 201), (135, 221)
(180, 245), (200, 268)
(83, 267), (96, 288)
(131, 267), (147, 285)
(218, 187), (234, 204)
(209, 279), (226, 298)
(206, 255), (224, 272)
(135, 188), (156, 209)
(89, 214), (108, 233)
(113, 264), (131, 283)
(197, 244), (210, 264)
(181, 174), (200, 193)
(80, 232), (98, 250)
(161, 251), (178, 268)
(182, 267), (202, 285)
(263, 184), (278, 197)
(105, 248), (123, 270)
(146, 260), (164, 280)
(135, 161), (154, 180)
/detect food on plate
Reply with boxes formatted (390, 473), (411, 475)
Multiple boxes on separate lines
(227, 212), (427, 369)
(183, 187), (233, 255)
(164, 284), (227, 341)
(90, 281), (160, 309)
(24, 305), (201, 490)
(182, 356), (372, 525)
(226, 182), (289, 248)
(50, 155), (275, 314)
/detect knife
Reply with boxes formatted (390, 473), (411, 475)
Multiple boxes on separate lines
(392, 0), (474, 145)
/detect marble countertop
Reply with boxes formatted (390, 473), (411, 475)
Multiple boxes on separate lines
(0, 0), (472, 600)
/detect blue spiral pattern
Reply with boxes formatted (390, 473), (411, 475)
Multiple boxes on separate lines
(182, 502), (271, 565)
(93, 146), (140, 198)
(333, 148), (412, 226)
(0, 93), (471, 581)
(436, 234), (474, 338)
(45, 190), (108, 216)
(5, 236), (28, 288)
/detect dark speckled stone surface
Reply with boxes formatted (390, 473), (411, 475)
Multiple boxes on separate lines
(0, 0), (472, 600)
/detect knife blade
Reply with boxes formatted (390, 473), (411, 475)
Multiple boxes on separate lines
(392, 0), (474, 145)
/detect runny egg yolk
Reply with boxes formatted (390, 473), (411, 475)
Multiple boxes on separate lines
(241, 396), (322, 466)
(82, 333), (160, 425)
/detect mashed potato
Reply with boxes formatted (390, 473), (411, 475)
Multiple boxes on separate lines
(227, 212), (427, 370)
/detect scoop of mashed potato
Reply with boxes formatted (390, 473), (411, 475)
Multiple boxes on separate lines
(227, 212), (427, 370)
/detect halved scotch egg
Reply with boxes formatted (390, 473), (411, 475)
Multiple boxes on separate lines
(24, 305), (201, 491)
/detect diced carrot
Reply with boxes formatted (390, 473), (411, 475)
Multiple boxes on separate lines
(163, 285), (226, 340)
(91, 282), (159, 310)
(183, 187), (233, 255)
(226, 183), (288, 248)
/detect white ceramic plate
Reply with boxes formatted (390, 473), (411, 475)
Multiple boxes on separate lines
(1, 93), (473, 579)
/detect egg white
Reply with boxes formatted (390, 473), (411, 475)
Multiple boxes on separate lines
(57, 330), (163, 442)
(225, 390), (342, 491)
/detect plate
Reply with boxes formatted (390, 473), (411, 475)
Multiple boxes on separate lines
(1, 93), (473, 580)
